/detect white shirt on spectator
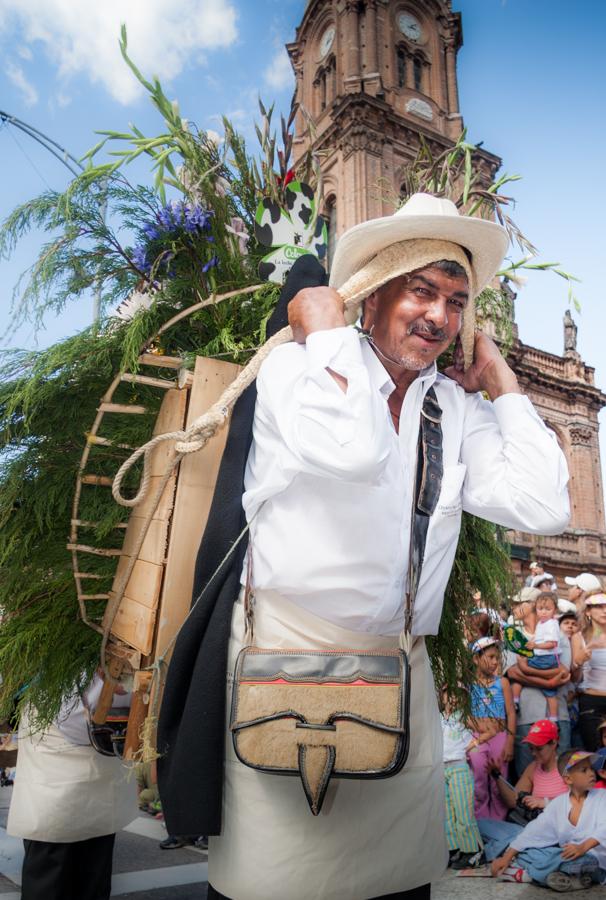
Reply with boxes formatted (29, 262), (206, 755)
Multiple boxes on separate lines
(510, 789), (606, 878)
(243, 328), (570, 636)
(533, 618), (561, 655)
(441, 712), (474, 764)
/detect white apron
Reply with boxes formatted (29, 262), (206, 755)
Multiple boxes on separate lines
(7, 711), (137, 843)
(209, 590), (447, 900)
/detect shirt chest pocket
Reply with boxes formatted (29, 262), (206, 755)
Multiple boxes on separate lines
(426, 463), (466, 552)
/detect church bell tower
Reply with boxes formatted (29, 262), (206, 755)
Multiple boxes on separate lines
(287, 0), (501, 238)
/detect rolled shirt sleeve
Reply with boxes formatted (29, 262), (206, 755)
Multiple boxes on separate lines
(460, 392), (570, 534)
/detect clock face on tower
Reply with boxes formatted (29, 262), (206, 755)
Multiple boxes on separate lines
(398, 12), (423, 42)
(319, 25), (335, 59)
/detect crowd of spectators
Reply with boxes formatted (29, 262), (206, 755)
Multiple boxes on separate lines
(441, 565), (606, 891)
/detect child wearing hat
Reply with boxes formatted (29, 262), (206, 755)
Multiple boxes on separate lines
(491, 748), (606, 889)
(467, 636), (516, 820)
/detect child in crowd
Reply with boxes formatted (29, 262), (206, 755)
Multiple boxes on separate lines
(491, 749), (606, 890)
(440, 692), (484, 869)
(559, 610), (583, 746)
(511, 592), (561, 722)
(593, 747), (606, 789)
(468, 636), (516, 820)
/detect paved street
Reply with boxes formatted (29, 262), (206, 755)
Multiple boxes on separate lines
(0, 786), (599, 899)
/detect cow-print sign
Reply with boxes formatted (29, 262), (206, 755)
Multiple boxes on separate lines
(255, 182), (327, 284)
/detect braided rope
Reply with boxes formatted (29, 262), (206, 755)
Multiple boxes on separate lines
(111, 275), (369, 508)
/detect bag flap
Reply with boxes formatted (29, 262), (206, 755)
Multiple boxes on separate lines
(236, 648), (403, 683)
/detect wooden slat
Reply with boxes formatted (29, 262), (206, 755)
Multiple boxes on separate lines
(109, 556), (164, 611)
(121, 373), (177, 390)
(120, 516), (170, 566)
(109, 595), (156, 656)
(106, 386), (188, 651)
(71, 519), (128, 529)
(154, 357), (240, 661)
(123, 690), (150, 760)
(92, 657), (124, 725)
(133, 671), (153, 693)
(81, 474), (114, 487)
(138, 353), (183, 369)
(98, 402), (147, 415)
(67, 543), (122, 557)
(80, 593), (111, 600)
(75, 573), (104, 579)
(86, 434), (134, 450)
(178, 369), (194, 389)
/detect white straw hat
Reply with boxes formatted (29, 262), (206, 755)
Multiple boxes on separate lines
(564, 572), (602, 592)
(330, 193), (509, 368)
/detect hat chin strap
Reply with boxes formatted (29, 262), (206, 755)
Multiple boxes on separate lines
(358, 325), (434, 371)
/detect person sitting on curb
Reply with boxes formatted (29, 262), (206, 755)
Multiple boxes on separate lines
(490, 749), (606, 890)
(477, 720), (568, 861)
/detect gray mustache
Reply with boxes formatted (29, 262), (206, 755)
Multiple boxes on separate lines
(408, 324), (448, 342)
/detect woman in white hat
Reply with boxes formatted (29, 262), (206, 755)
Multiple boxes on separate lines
(572, 591), (606, 750)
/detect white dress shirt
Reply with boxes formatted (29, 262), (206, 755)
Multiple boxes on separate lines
(242, 327), (569, 636)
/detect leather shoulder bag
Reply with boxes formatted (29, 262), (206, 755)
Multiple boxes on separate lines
(230, 386), (443, 815)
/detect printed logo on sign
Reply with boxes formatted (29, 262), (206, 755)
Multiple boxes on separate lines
(284, 245), (306, 261)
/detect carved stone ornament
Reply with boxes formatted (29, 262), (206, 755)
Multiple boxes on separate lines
(564, 308), (578, 352)
(340, 126), (385, 158)
(569, 426), (593, 446)
(405, 98), (433, 121)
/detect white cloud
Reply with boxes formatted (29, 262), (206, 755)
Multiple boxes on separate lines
(17, 45), (32, 60)
(0, 0), (238, 105)
(263, 46), (294, 93)
(5, 60), (38, 106)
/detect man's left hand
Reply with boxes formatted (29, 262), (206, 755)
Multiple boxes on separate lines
(444, 332), (521, 401)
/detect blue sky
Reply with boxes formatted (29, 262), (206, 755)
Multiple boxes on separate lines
(1, 0), (605, 475)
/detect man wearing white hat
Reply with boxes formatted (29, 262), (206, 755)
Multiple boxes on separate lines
(164, 194), (571, 900)
(565, 572), (602, 615)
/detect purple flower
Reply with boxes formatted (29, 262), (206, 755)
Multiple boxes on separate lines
(201, 255), (219, 273)
(143, 223), (160, 240)
(132, 244), (150, 274)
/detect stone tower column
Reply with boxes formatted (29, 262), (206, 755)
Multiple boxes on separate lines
(343, 0), (361, 92)
(363, 0), (380, 95)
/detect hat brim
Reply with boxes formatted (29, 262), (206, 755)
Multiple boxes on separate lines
(522, 734), (556, 746)
(564, 577), (579, 586)
(329, 212), (509, 300)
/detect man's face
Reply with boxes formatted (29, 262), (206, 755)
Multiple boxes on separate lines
(362, 265), (469, 371)
(568, 585), (582, 603)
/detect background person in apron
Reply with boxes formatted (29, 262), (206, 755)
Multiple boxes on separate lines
(7, 673), (137, 900)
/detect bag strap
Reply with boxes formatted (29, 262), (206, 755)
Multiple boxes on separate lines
(403, 385), (443, 638)
(244, 384), (444, 645)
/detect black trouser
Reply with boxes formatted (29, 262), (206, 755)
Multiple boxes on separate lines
(208, 885), (430, 899)
(578, 692), (606, 751)
(21, 833), (116, 900)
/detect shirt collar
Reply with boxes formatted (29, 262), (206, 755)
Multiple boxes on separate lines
(358, 333), (438, 398)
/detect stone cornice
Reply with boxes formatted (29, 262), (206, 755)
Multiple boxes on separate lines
(309, 91), (501, 173)
(509, 339), (606, 411)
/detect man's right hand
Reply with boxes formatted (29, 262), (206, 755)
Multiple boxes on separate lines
(288, 287), (346, 343)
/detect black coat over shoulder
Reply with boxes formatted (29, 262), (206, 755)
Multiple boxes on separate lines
(157, 255), (327, 836)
